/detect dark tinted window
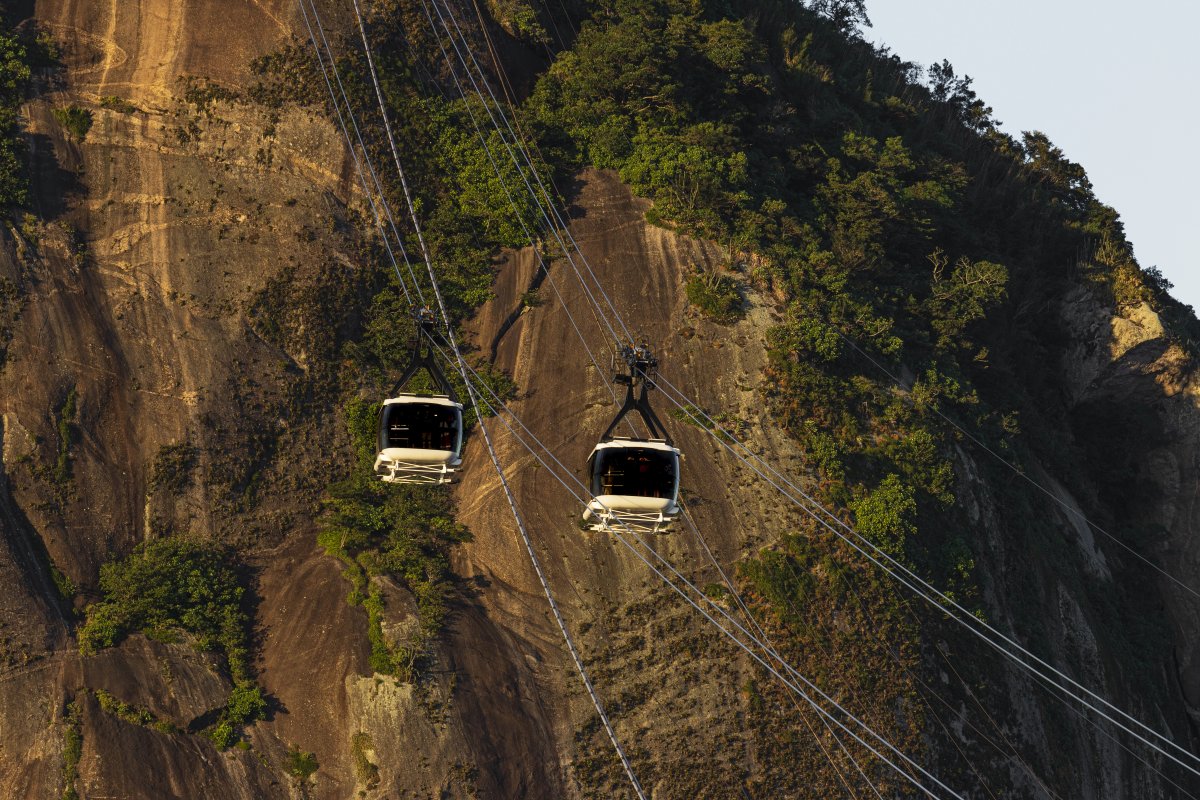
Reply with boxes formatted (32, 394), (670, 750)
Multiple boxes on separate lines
(590, 447), (676, 499)
(382, 403), (459, 452)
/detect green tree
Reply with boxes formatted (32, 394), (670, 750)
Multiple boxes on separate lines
(434, 102), (543, 249)
(850, 474), (917, 558)
(1022, 130), (1093, 215)
(805, 0), (871, 32)
(78, 537), (251, 680)
(0, 31), (30, 102)
(926, 59), (995, 131)
(923, 249), (1008, 350)
(622, 122), (750, 229)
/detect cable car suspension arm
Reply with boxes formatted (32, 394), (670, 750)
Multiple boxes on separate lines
(601, 344), (672, 444)
(392, 307), (458, 401)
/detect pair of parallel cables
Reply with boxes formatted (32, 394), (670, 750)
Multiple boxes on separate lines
(301, 0), (945, 795)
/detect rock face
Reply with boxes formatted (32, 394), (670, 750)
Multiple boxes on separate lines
(2, 1), (1200, 798)
(1061, 287), (1200, 720)
(3, 0), (370, 796)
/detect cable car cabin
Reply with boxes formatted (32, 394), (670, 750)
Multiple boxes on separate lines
(583, 437), (681, 533)
(374, 394), (464, 484)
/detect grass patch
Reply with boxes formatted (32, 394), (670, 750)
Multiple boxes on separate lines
(668, 402), (749, 441)
(54, 387), (76, 486)
(351, 732), (381, 788)
(94, 686), (179, 733)
(99, 95), (136, 114)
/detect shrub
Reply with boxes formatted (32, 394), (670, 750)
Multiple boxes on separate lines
(741, 546), (816, 620)
(94, 689), (154, 727)
(202, 684), (268, 751)
(685, 271), (744, 323)
(80, 541), (268, 748)
(850, 474), (917, 559)
(78, 536), (252, 681)
(287, 745), (319, 781)
(52, 105), (93, 141)
(207, 720), (236, 750)
(225, 683), (266, 725)
(49, 564), (75, 601)
(149, 441), (198, 493)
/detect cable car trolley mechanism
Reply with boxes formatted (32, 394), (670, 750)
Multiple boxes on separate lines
(583, 344), (682, 534)
(374, 308), (464, 485)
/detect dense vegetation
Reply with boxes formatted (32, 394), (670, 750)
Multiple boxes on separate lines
(0, 10), (59, 207)
(245, 39), (532, 681)
(78, 537), (266, 747)
(516, 0), (1189, 604)
(22, 0), (1184, 790)
(0, 18), (31, 207)
(2, 16), (59, 373)
(115, 43), (523, 692)
(254, 1), (1196, 789)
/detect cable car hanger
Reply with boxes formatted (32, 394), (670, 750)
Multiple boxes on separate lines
(391, 306), (459, 401)
(600, 343), (672, 446)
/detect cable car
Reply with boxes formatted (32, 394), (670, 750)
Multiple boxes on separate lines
(374, 308), (464, 484)
(583, 344), (682, 533)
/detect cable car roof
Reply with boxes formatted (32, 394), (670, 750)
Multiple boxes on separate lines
(383, 393), (463, 409)
(591, 436), (680, 455)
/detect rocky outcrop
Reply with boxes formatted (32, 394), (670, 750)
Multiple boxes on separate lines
(1062, 287), (1200, 727)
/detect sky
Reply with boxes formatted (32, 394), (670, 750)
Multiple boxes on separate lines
(866, 0), (1200, 311)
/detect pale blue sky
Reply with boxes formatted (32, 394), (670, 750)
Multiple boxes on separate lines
(867, 1), (1200, 312)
